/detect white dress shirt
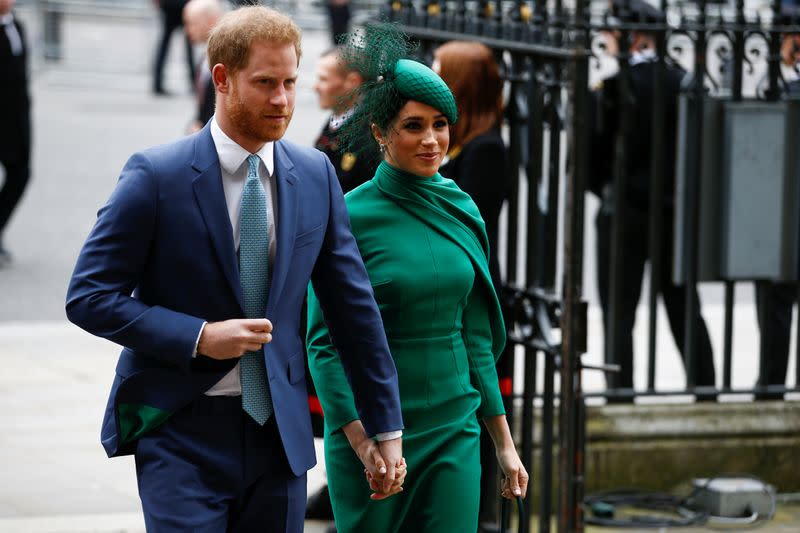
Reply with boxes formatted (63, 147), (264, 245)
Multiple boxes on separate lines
(204, 118), (277, 396)
(630, 47), (658, 66)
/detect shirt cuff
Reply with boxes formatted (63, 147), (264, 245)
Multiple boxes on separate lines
(374, 430), (403, 441)
(192, 321), (207, 358)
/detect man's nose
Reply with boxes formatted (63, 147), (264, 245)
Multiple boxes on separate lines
(271, 85), (289, 107)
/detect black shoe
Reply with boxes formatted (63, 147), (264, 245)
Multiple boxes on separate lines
(305, 485), (334, 520)
(152, 87), (172, 97)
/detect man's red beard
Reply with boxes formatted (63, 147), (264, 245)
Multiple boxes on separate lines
(225, 84), (294, 144)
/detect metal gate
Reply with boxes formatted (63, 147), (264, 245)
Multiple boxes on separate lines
(381, 1), (799, 532)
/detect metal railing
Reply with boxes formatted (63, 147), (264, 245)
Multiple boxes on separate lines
(381, 1), (800, 532)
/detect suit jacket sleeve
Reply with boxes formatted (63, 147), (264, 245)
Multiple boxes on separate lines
(307, 159), (403, 437)
(65, 153), (205, 372)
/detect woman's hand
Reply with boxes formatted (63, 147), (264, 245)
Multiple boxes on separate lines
(365, 456), (406, 500)
(341, 420), (406, 500)
(483, 414), (530, 499)
(496, 445), (529, 500)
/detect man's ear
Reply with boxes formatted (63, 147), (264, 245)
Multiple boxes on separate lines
(344, 72), (364, 92)
(212, 64), (230, 94)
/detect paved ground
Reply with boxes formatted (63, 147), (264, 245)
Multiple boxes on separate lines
(0, 5), (798, 533)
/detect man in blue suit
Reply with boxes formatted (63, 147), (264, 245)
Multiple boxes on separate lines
(66, 6), (404, 531)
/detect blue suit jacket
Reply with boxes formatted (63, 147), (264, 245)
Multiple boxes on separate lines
(66, 126), (403, 475)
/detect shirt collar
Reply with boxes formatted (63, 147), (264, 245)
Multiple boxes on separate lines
(329, 107), (355, 131)
(781, 62), (800, 84)
(210, 117), (275, 177)
(1, 14), (14, 25)
(630, 48), (658, 66)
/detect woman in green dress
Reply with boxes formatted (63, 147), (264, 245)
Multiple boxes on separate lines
(306, 26), (528, 533)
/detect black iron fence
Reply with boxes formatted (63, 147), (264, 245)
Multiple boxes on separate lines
(380, 1), (799, 531)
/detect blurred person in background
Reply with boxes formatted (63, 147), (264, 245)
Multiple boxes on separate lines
(183, 0), (224, 133)
(313, 47), (376, 194)
(433, 40), (513, 529)
(153, 0), (195, 95)
(434, 41), (507, 304)
(753, 3), (799, 399)
(0, 0), (29, 267)
(326, 0), (351, 45)
(305, 45), (377, 527)
(755, 3), (800, 96)
(588, 0), (716, 399)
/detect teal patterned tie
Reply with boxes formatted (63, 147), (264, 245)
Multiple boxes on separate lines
(239, 154), (273, 425)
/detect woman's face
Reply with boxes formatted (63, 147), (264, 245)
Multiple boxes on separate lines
(374, 100), (450, 178)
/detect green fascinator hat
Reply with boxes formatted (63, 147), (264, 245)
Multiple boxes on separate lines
(391, 58), (458, 124)
(335, 23), (457, 163)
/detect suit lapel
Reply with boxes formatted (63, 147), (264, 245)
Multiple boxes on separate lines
(268, 141), (299, 316)
(191, 127), (245, 313)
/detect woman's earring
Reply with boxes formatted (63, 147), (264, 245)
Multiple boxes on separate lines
(379, 143), (386, 154)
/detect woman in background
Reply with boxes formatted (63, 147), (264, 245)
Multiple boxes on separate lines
(434, 41), (513, 524)
(434, 41), (507, 295)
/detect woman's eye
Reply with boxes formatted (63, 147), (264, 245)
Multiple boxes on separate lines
(434, 120), (449, 128)
(404, 122), (421, 130)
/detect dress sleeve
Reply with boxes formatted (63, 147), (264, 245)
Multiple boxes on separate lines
(306, 284), (360, 433)
(461, 284), (505, 419)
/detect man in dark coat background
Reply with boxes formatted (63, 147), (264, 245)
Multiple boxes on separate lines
(183, 0), (223, 133)
(589, 0), (717, 397)
(152, 0), (195, 95)
(752, 5), (799, 399)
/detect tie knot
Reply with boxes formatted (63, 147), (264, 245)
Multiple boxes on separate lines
(246, 154), (260, 180)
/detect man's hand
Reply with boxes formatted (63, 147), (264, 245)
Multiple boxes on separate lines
(342, 421), (405, 500)
(365, 456), (405, 500)
(375, 437), (403, 495)
(197, 318), (272, 360)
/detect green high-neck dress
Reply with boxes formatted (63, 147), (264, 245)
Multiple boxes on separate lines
(307, 162), (506, 533)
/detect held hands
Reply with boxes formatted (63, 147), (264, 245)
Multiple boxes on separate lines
(365, 456), (406, 500)
(197, 319), (273, 359)
(371, 437), (405, 500)
(497, 446), (529, 500)
(342, 421), (406, 500)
